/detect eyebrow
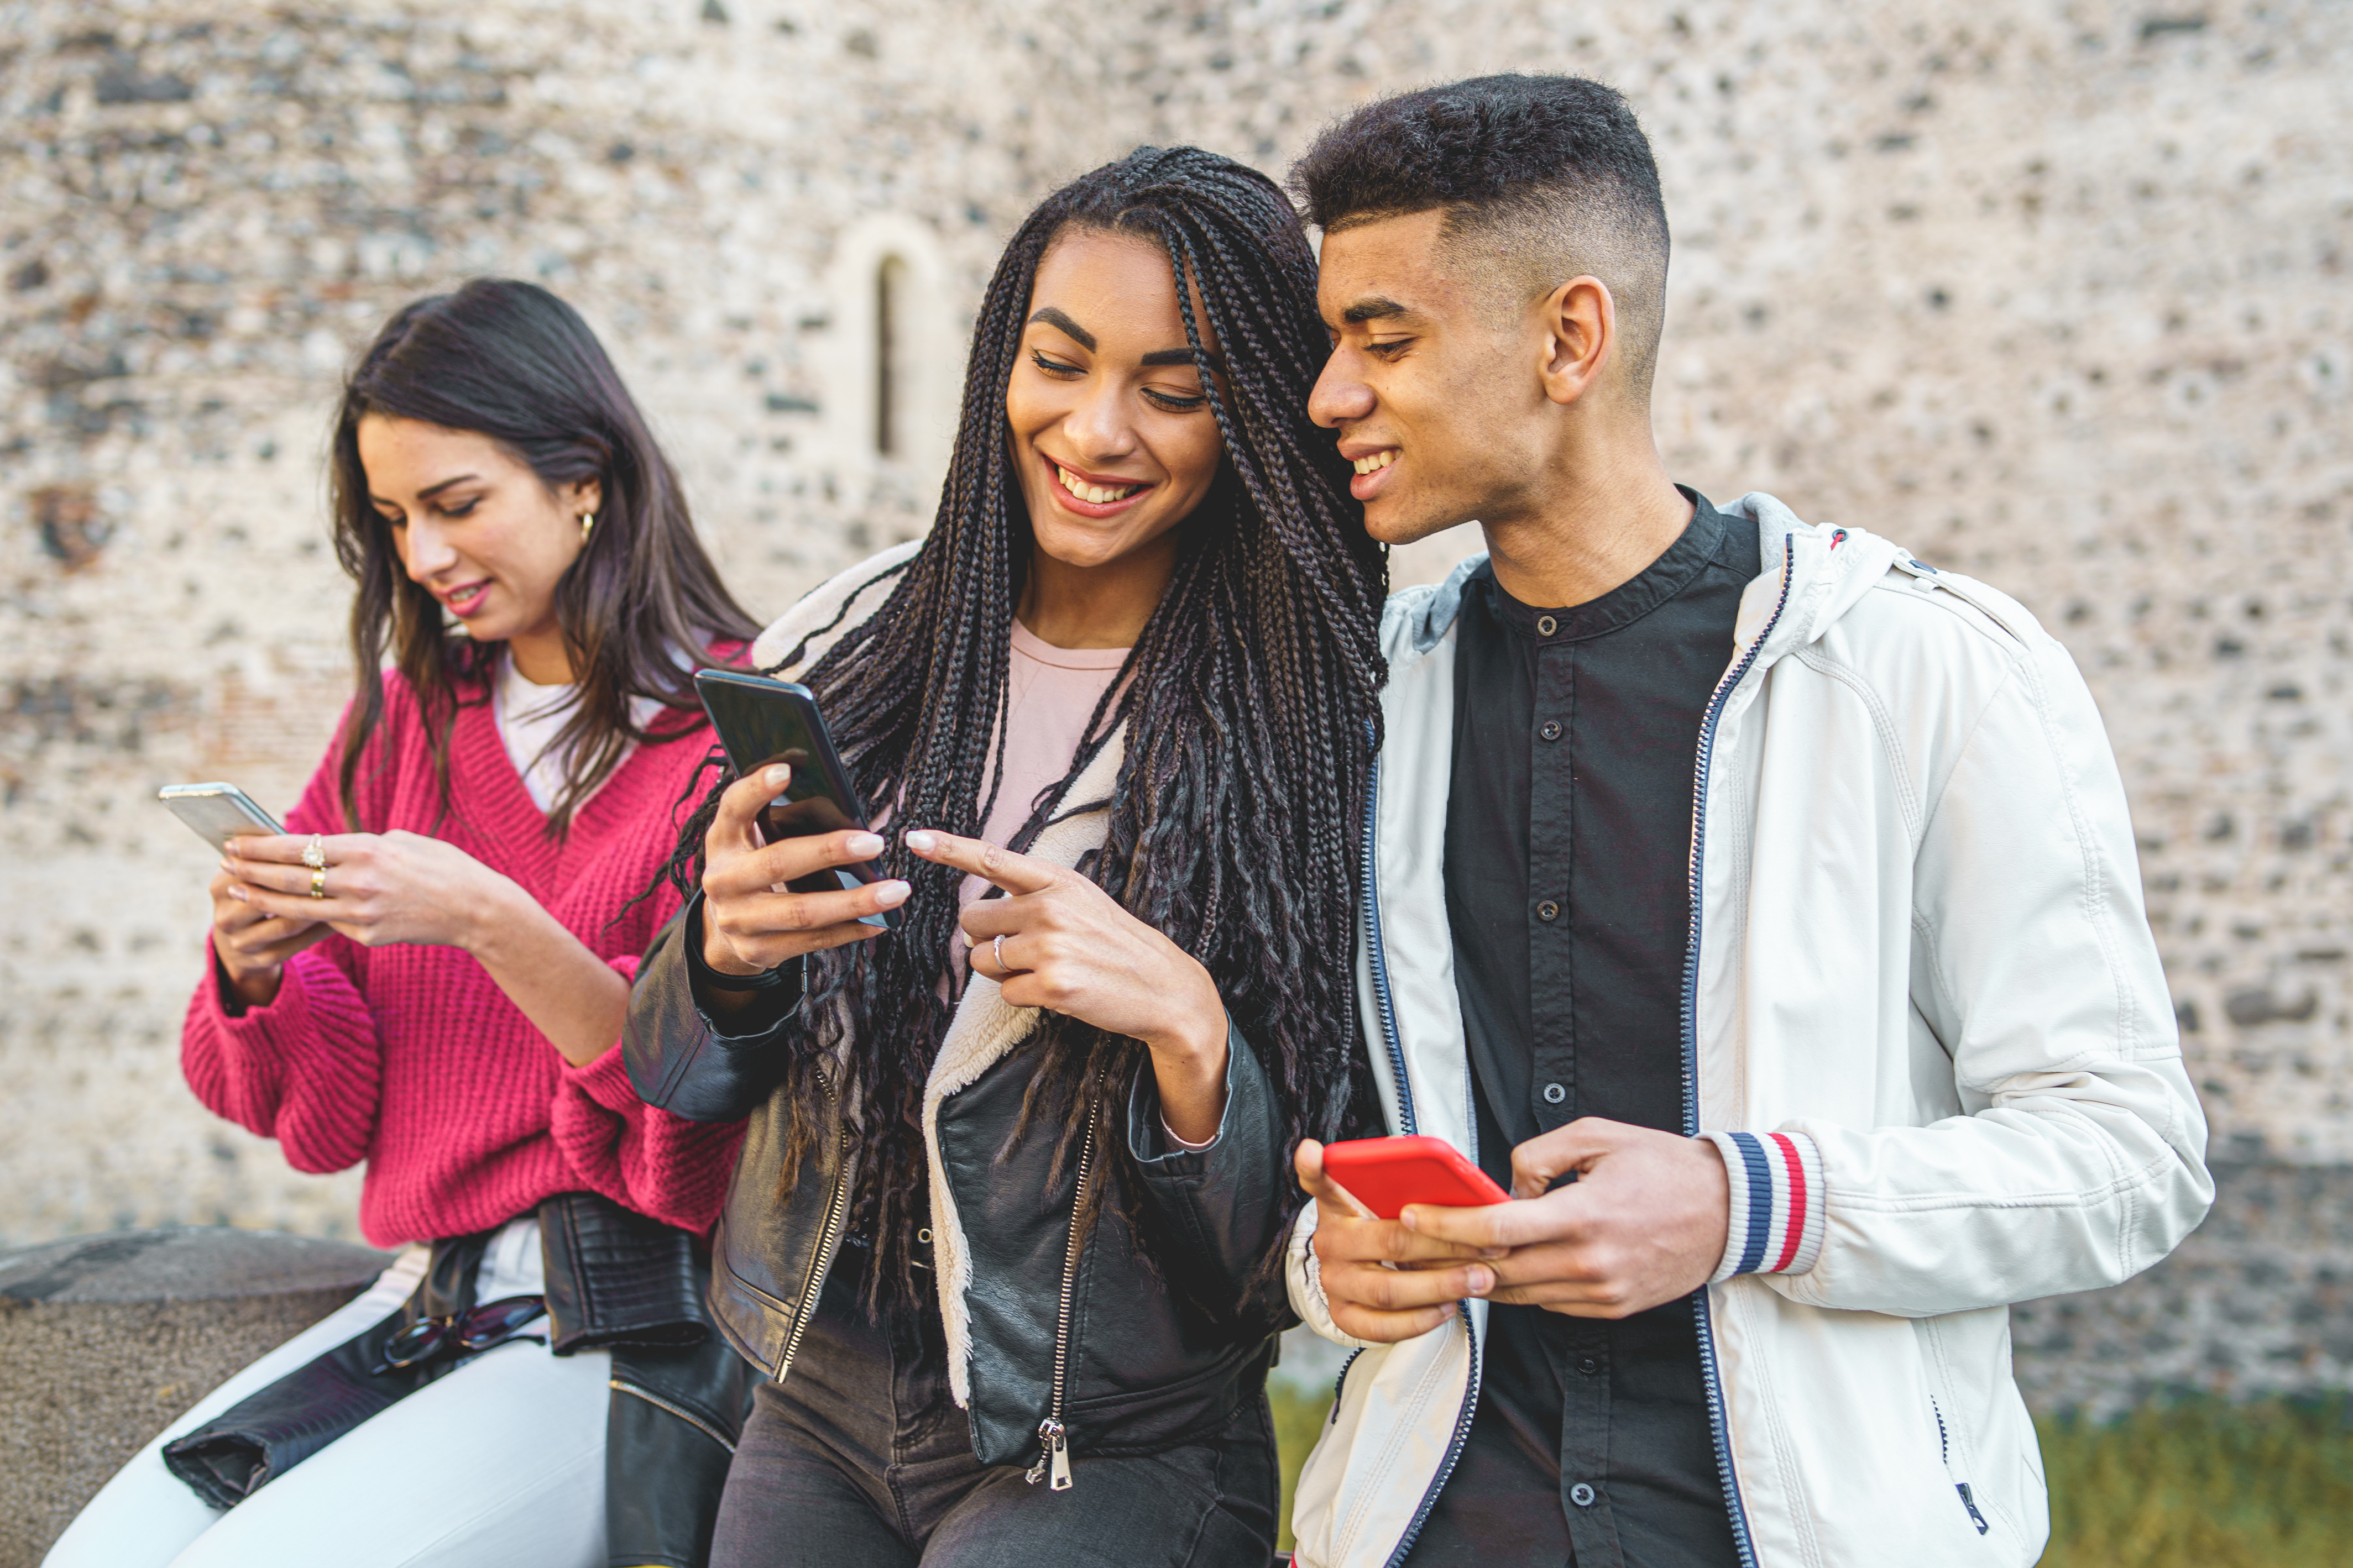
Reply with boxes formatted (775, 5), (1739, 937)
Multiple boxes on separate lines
(1141, 345), (1229, 373)
(372, 474), (482, 510)
(1340, 297), (1412, 324)
(1028, 306), (1095, 351)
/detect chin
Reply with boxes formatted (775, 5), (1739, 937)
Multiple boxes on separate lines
(1362, 497), (1453, 549)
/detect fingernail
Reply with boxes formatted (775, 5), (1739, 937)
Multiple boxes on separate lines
(876, 880), (909, 906)
(1482, 1247), (1509, 1260)
(764, 764), (790, 787)
(1398, 1208), (1420, 1231)
(904, 830), (936, 853)
(226, 885), (247, 902)
(1468, 1267), (1494, 1294)
(848, 833), (885, 857)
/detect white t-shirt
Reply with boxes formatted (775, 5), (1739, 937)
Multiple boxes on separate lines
(491, 652), (666, 815)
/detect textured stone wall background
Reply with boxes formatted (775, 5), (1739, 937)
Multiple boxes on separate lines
(2, 0), (2346, 1341)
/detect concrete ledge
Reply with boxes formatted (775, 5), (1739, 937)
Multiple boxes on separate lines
(0, 1227), (390, 1568)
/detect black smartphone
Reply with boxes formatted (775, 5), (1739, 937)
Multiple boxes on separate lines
(694, 669), (900, 930)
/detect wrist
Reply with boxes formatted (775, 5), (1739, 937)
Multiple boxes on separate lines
(698, 903), (770, 979)
(1141, 961), (1228, 1063)
(458, 873), (531, 961)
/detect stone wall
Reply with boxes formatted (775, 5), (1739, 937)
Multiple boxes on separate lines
(3, 0), (2346, 1287)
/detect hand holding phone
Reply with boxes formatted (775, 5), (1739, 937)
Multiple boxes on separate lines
(1294, 1136), (1509, 1345)
(691, 672), (913, 981)
(160, 783), (286, 852)
(1320, 1135), (1512, 1221)
(695, 671), (900, 929)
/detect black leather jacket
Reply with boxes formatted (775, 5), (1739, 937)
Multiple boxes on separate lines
(624, 897), (1293, 1472)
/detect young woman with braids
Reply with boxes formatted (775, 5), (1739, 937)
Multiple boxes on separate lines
(623, 147), (1388, 1564)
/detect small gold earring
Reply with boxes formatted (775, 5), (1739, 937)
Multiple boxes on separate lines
(578, 511), (595, 541)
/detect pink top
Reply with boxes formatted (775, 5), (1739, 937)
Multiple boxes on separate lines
(960, 620), (1130, 909)
(180, 672), (745, 1249)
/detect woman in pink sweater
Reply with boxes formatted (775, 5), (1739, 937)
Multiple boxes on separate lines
(47, 280), (760, 1568)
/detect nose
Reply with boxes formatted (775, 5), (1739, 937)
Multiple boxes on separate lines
(399, 515), (457, 583)
(1064, 376), (1139, 465)
(1308, 348), (1374, 431)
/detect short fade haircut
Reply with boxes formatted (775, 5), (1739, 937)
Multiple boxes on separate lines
(1289, 74), (1671, 397)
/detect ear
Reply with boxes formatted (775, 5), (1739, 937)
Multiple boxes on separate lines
(1536, 276), (1615, 408)
(557, 475), (604, 522)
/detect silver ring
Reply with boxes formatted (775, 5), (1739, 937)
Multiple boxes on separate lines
(993, 934), (1008, 975)
(301, 833), (327, 870)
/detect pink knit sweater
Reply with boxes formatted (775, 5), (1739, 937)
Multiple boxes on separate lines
(181, 672), (742, 1249)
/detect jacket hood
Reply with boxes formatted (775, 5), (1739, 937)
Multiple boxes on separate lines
(1383, 491), (1907, 674)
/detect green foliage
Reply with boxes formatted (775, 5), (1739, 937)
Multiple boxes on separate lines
(1271, 1379), (1336, 1553)
(2039, 1396), (2353, 1567)
(1268, 1386), (2353, 1563)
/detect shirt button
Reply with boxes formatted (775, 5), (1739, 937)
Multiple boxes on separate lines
(1570, 1482), (1597, 1508)
(1539, 720), (1562, 742)
(1577, 1355), (1601, 1375)
(1536, 900), (1560, 921)
(1536, 615), (1559, 636)
(1543, 1083), (1566, 1105)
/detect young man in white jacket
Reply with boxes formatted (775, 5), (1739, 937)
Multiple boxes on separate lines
(1279, 75), (2214, 1568)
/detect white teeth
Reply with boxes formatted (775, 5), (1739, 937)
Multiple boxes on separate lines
(1057, 465), (1142, 505)
(1352, 450), (1398, 475)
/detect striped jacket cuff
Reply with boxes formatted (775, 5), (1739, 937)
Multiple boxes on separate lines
(1702, 1129), (1826, 1281)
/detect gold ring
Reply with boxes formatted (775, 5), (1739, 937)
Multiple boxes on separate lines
(301, 833), (326, 870)
(310, 866), (327, 899)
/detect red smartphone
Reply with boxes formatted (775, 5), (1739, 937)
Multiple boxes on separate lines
(1320, 1135), (1511, 1220)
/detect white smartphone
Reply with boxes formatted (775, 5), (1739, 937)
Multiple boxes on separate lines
(159, 783), (287, 852)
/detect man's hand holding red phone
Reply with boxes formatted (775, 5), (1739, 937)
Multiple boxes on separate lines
(1299, 1120), (1732, 1342)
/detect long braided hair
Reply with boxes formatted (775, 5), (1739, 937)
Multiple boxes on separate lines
(668, 146), (1385, 1313)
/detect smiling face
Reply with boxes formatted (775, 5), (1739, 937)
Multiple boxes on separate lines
(356, 415), (599, 676)
(1004, 227), (1227, 578)
(1308, 208), (1564, 547)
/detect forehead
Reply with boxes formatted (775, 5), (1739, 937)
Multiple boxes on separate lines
(1315, 208), (1478, 324)
(1028, 228), (1216, 353)
(355, 415), (515, 485)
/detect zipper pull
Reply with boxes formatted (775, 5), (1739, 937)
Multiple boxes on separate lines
(1956, 1483), (1990, 1536)
(1026, 1418), (1071, 1489)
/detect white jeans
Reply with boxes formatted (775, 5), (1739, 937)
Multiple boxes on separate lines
(44, 1221), (611, 1568)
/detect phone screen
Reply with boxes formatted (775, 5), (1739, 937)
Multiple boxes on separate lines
(694, 670), (899, 929)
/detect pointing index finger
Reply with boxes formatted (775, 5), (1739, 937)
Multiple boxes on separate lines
(903, 828), (1062, 895)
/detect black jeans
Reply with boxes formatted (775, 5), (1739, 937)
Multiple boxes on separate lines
(710, 1249), (1278, 1567)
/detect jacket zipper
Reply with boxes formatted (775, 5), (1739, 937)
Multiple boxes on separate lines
(1027, 1087), (1100, 1491)
(775, 1081), (851, 1382)
(1677, 534), (1797, 1568)
(1330, 1346), (1364, 1422)
(609, 1377), (738, 1453)
(1931, 1396), (1994, 1536)
(1358, 751), (1483, 1568)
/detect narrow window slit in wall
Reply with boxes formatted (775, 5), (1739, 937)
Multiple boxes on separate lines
(875, 253), (908, 457)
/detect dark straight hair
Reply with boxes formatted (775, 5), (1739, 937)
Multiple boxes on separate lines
(668, 146), (1389, 1314)
(329, 279), (760, 833)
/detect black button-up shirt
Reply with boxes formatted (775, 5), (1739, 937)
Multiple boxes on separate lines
(1410, 490), (1756, 1567)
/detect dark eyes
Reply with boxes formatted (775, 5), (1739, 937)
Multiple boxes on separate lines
(375, 497), (479, 529)
(1029, 349), (1207, 412)
(1366, 338), (1413, 360)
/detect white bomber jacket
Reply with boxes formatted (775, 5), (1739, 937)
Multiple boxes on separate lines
(1285, 493), (2214, 1568)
